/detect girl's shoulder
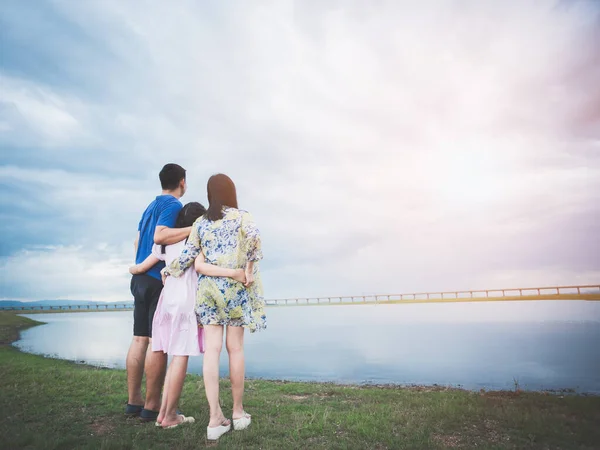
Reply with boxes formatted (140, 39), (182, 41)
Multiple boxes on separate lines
(164, 240), (186, 258)
(167, 239), (187, 248)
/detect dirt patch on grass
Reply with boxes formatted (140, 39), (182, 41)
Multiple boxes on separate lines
(284, 392), (339, 401)
(286, 394), (311, 401)
(481, 390), (522, 398)
(432, 433), (463, 448)
(89, 418), (116, 436)
(404, 384), (463, 393)
(433, 419), (510, 448)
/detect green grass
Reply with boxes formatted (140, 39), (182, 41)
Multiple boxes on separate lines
(1, 313), (599, 449)
(0, 313), (44, 345)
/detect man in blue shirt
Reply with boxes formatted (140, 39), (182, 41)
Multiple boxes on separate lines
(125, 163), (192, 420)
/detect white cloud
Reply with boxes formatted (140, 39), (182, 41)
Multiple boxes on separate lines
(0, 75), (89, 146)
(0, 244), (132, 302)
(0, 0), (599, 300)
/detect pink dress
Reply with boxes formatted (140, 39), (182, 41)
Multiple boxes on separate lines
(151, 241), (204, 356)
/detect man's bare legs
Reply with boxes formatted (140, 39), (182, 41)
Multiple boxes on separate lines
(203, 325), (230, 428)
(226, 326), (246, 419)
(144, 340), (167, 412)
(126, 336), (149, 406)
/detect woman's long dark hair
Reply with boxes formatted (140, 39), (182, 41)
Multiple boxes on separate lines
(161, 202), (206, 253)
(205, 174), (238, 221)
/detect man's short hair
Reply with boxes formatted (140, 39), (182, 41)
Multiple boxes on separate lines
(159, 163), (186, 190)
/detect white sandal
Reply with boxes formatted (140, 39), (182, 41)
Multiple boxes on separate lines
(233, 412), (251, 431)
(163, 415), (195, 429)
(207, 419), (231, 441)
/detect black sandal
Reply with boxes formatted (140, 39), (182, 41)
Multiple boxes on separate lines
(125, 404), (143, 416)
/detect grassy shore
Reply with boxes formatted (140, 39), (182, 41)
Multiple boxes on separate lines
(1, 313), (599, 449)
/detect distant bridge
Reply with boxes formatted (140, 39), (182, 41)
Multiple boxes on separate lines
(0, 303), (134, 312)
(1, 284), (599, 312)
(264, 284), (600, 306)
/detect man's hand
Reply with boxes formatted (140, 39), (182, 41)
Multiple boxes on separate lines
(129, 265), (142, 275)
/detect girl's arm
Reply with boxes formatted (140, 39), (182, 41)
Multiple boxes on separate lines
(195, 252), (246, 283)
(129, 254), (161, 275)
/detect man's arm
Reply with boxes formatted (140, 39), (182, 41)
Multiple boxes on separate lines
(153, 201), (191, 245)
(154, 225), (192, 245)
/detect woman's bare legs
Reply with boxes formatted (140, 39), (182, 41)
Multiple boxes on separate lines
(160, 355), (190, 427)
(226, 326), (246, 419)
(203, 325), (230, 427)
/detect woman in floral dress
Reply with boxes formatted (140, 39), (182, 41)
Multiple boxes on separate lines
(163, 173), (266, 441)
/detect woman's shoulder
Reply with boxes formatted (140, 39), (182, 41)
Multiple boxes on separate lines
(223, 207), (251, 219)
(225, 207), (252, 216)
(193, 215), (210, 228)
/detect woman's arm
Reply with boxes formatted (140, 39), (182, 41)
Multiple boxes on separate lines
(241, 211), (262, 287)
(129, 254), (161, 275)
(163, 221), (202, 278)
(243, 261), (255, 287)
(195, 252), (246, 283)
(241, 211), (263, 263)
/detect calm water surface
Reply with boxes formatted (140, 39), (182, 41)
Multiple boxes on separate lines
(14, 301), (600, 393)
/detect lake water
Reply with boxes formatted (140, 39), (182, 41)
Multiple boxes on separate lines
(14, 301), (600, 393)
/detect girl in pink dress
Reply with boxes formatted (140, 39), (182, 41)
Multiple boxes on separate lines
(130, 202), (246, 428)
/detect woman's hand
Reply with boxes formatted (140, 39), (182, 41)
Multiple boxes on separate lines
(232, 269), (246, 284)
(160, 268), (169, 285)
(244, 266), (254, 287)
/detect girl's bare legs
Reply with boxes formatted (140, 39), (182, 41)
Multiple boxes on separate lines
(160, 356), (190, 427)
(203, 325), (230, 427)
(157, 363), (171, 424)
(226, 326), (246, 419)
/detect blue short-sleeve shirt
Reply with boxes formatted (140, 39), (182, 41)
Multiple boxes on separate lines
(136, 195), (182, 280)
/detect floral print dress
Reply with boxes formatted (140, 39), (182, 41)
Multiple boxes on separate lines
(165, 207), (266, 332)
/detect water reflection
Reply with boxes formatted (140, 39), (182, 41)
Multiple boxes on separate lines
(14, 301), (600, 393)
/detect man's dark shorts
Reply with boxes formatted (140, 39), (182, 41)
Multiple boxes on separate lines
(130, 274), (163, 337)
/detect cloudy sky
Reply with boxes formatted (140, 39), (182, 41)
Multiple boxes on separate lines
(1, 0), (599, 302)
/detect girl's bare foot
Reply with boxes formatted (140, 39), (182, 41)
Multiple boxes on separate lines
(162, 414), (195, 429)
